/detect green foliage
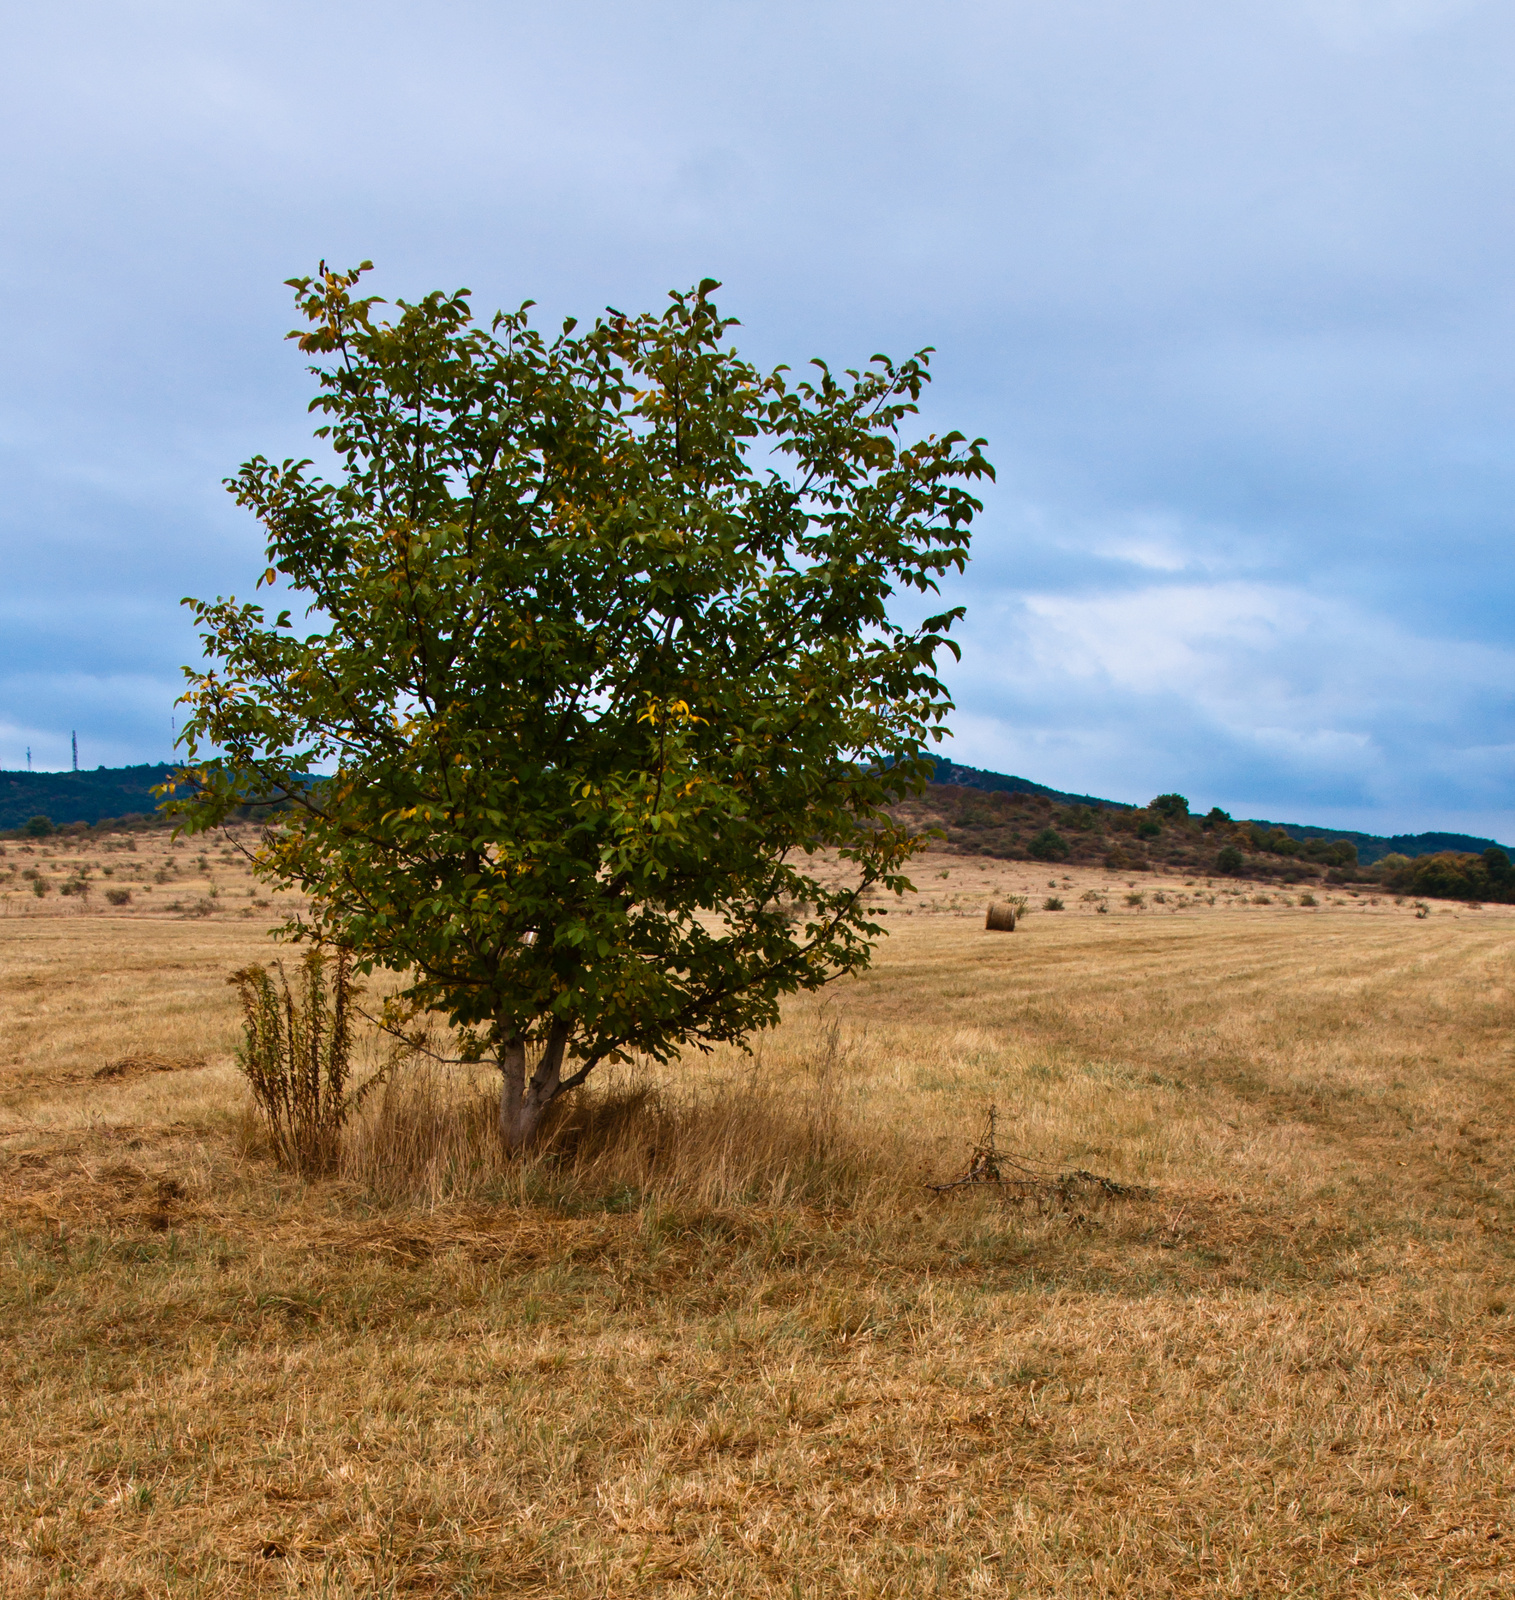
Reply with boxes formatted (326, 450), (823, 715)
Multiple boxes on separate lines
(174, 266), (991, 1141)
(1042, 896), (1064, 911)
(228, 947), (375, 1173)
(1135, 816), (1161, 839)
(1378, 849), (1514, 905)
(1242, 823), (1355, 868)
(1028, 827), (1070, 861)
(1216, 845), (1244, 874)
(1202, 806), (1231, 828)
(1300, 837), (1356, 868)
(23, 815), (53, 837)
(1148, 793), (1188, 819)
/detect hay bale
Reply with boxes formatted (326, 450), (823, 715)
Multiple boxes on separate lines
(985, 902), (1017, 932)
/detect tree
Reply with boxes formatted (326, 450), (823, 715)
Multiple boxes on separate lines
(1148, 793), (1189, 820)
(1216, 845), (1244, 874)
(173, 265), (992, 1147)
(1380, 849), (1515, 905)
(1028, 827), (1069, 861)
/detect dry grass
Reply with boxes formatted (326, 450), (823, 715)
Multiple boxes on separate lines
(340, 1014), (896, 1216)
(0, 860), (1512, 1595)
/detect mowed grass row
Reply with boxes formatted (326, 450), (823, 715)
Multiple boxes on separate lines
(0, 906), (1512, 1595)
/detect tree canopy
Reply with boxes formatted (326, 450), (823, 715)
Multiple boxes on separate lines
(173, 265), (992, 1144)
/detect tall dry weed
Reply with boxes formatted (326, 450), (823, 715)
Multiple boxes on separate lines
(229, 947), (379, 1175)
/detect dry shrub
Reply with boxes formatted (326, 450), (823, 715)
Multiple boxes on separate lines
(340, 1014), (903, 1212)
(229, 947), (379, 1175)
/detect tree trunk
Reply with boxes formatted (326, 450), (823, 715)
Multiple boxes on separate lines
(500, 1020), (571, 1152)
(497, 1034), (526, 1147)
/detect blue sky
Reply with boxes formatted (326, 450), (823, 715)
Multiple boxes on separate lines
(3, 0), (1512, 837)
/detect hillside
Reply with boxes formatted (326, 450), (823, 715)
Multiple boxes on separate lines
(0, 763), (182, 830)
(928, 758), (1511, 865)
(897, 784), (1275, 879)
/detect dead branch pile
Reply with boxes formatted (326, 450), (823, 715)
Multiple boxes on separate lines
(927, 1106), (1153, 1204)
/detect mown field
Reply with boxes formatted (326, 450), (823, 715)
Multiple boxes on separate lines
(0, 843), (1511, 1596)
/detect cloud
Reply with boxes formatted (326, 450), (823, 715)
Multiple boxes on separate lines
(1292, 0), (1489, 48)
(945, 573), (1515, 835)
(0, 0), (1510, 840)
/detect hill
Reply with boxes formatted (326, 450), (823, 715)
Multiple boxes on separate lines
(0, 764), (182, 831)
(928, 757), (1511, 865)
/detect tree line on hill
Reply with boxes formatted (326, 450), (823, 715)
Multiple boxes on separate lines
(0, 764), (184, 831)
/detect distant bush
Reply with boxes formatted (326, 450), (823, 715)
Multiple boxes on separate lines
(1240, 824), (1356, 868)
(1249, 823), (1296, 855)
(1379, 848), (1514, 905)
(1301, 837), (1356, 867)
(1216, 845), (1244, 874)
(105, 887), (132, 906)
(22, 816), (53, 837)
(1202, 806), (1232, 828)
(1149, 794), (1189, 819)
(1135, 817), (1161, 839)
(1042, 896), (1064, 911)
(1028, 827), (1069, 861)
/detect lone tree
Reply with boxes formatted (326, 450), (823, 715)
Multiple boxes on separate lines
(173, 265), (991, 1146)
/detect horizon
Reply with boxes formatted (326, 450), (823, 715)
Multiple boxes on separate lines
(5, 755), (1511, 852)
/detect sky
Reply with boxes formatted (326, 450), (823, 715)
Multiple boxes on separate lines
(2, 0), (1512, 838)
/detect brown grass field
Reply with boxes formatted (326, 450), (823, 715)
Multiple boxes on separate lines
(0, 827), (1512, 1596)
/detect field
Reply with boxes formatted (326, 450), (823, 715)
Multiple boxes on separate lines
(0, 829), (1512, 1596)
